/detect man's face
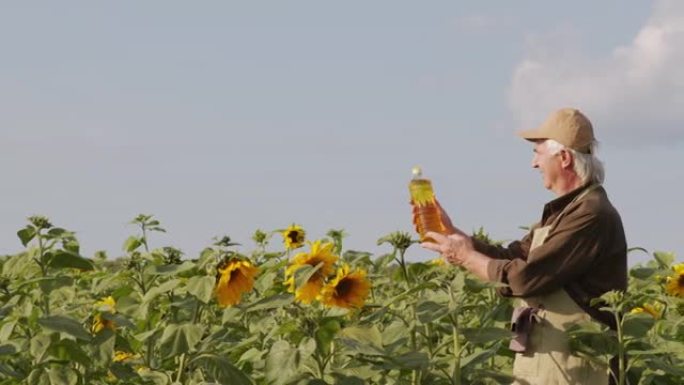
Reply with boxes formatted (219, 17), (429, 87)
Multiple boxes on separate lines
(531, 140), (562, 191)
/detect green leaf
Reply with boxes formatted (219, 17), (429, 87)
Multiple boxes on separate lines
(159, 323), (203, 358)
(134, 329), (158, 343)
(186, 275), (215, 304)
(37, 276), (74, 294)
(0, 321), (16, 343)
(381, 320), (410, 346)
(450, 272), (466, 294)
(28, 367), (50, 385)
(629, 267), (657, 280)
(137, 369), (171, 385)
(246, 294), (294, 313)
(47, 366), (78, 385)
(46, 228), (67, 238)
(152, 261), (195, 276)
(460, 341), (501, 368)
(622, 313), (655, 339)
(335, 377), (366, 385)
(109, 362), (139, 381)
(315, 318), (341, 356)
(0, 344), (16, 355)
(298, 337), (316, 362)
(62, 238), (80, 254)
(265, 340), (299, 385)
(50, 339), (90, 367)
(142, 278), (182, 303)
(191, 354), (253, 385)
(48, 251), (94, 271)
(653, 251), (675, 269)
(17, 226), (36, 247)
(373, 253), (395, 270)
(385, 351), (429, 370)
(237, 348), (264, 365)
(415, 300), (449, 324)
(38, 316), (91, 341)
(301, 380), (329, 385)
(30, 333), (53, 364)
(461, 327), (512, 344)
(0, 362), (22, 379)
(91, 329), (116, 366)
(123, 236), (142, 253)
(337, 326), (384, 356)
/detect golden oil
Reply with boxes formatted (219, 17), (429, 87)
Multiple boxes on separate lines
(409, 167), (447, 241)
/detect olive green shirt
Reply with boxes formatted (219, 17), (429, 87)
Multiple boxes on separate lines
(475, 184), (627, 328)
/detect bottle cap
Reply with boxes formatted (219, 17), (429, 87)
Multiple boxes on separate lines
(411, 166), (422, 178)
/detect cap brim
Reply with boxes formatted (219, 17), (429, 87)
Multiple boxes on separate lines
(516, 128), (547, 142)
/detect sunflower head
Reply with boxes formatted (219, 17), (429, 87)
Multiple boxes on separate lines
(215, 258), (259, 307)
(630, 302), (664, 320)
(665, 263), (684, 297)
(91, 296), (117, 334)
(281, 224), (306, 250)
(285, 240), (339, 304)
(92, 313), (115, 334)
(113, 351), (140, 363)
(94, 296), (116, 313)
(319, 264), (371, 309)
(429, 257), (445, 267)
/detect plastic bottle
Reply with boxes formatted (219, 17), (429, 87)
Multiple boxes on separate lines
(409, 166), (447, 241)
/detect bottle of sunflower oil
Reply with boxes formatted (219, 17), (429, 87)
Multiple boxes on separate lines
(409, 166), (447, 241)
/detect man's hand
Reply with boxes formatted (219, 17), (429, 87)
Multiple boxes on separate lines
(421, 231), (492, 281)
(420, 231), (474, 266)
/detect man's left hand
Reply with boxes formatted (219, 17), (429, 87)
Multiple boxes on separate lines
(421, 231), (474, 266)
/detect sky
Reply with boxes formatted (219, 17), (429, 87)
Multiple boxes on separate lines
(1, 1), (682, 266)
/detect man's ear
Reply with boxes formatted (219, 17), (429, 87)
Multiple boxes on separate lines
(560, 149), (574, 169)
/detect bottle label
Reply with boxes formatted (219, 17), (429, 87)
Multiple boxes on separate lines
(409, 180), (435, 207)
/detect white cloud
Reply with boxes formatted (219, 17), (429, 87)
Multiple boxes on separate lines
(508, 0), (684, 146)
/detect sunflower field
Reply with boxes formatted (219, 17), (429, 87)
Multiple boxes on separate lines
(0, 215), (683, 385)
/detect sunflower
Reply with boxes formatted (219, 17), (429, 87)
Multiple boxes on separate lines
(319, 264), (371, 309)
(215, 259), (259, 307)
(95, 296), (116, 312)
(92, 314), (115, 333)
(281, 224), (306, 250)
(630, 302), (664, 320)
(285, 240), (339, 303)
(665, 263), (684, 297)
(113, 351), (140, 362)
(429, 257), (445, 267)
(92, 296), (116, 333)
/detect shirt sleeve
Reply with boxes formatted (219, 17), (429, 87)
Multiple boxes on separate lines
(472, 231), (533, 261)
(486, 204), (605, 297)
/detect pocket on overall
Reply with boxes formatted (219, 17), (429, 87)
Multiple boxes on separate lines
(512, 308), (546, 377)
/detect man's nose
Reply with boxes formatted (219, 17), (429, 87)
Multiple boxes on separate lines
(531, 156), (539, 169)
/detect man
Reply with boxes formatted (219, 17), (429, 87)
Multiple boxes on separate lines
(422, 108), (627, 385)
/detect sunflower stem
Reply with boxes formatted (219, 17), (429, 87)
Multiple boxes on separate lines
(397, 248), (411, 284)
(614, 311), (626, 385)
(36, 231), (50, 317)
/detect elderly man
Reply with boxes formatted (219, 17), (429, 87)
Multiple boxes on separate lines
(422, 108), (627, 385)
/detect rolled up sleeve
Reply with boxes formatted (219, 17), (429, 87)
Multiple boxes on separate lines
(487, 208), (605, 297)
(473, 230), (533, 262)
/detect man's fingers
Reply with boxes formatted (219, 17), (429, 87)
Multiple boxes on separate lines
(425, 231), (447, 243)
(420, 241), (441, 252)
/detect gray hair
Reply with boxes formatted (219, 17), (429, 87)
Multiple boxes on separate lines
(545, 139), (605, 185)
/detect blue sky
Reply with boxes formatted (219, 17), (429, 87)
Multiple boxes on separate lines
(1, 1), (682, 265)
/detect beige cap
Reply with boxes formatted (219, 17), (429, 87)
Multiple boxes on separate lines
(517, 108), (595, 153)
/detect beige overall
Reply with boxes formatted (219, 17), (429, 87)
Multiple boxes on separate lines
(512, 186), (608, 385)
